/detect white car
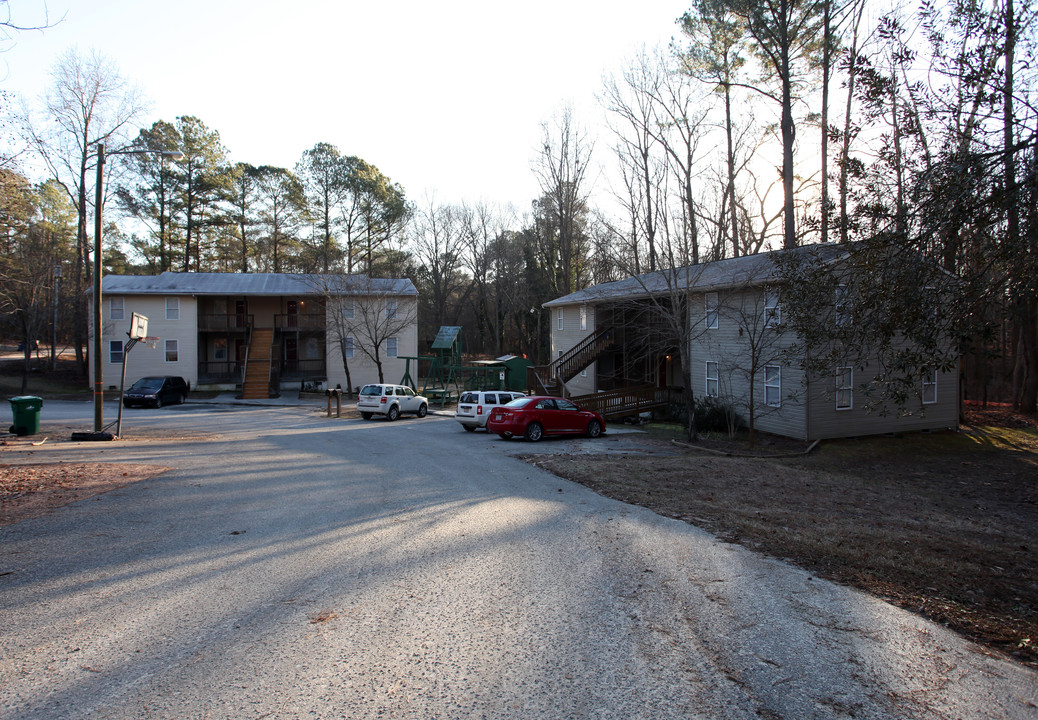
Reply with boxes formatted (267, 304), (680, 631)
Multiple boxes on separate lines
(454, 390), (526, 431)
(357, 384), (429, 421)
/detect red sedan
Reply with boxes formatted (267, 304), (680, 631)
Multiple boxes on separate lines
(486, 395), (607, 442)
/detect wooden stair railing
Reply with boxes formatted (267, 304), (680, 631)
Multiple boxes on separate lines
(241, 328), (274, 399)
(571, 385), (671, 420)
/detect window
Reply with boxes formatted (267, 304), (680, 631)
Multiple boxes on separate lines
(922, 368), (937, 404)
(835, 285), (848, 327)
(386, 298), (397, 319)
(705, 361), (719, 397)
(110, 297), (124, 321)
(109, 340), (124, 364)
(836, 367), (853, 410)
(764, 290), (780, 327)
(386, 337), (398, 357)
(705, 292), (718, 329)
(214, 338), (227, 361)
(764, 365), (781, 407)
(342, 299), (354, 319)
(165, 339), (179, 363)
(579, 305), (587, 331)
(166, 297), (180, 321)
(343, 336), (354, 359)
(557, 308), (564, 330)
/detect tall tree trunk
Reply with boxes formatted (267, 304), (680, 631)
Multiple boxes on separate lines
(820, 0), (831, 245)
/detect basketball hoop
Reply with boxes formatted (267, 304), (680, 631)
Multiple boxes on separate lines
(140, 336), (160, 350)
(129, 313), (148, 341)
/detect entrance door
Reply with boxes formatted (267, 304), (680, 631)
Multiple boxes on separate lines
(235, 300), (247, 329)
(287, 300), (298, 328)
(285, 338), (298, 373)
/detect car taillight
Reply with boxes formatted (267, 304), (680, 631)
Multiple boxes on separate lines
(380, 397), (387, 404)
(477, 405), (483, 415)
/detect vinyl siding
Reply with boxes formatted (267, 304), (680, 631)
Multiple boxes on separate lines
(96, 295), (199, 388)
(551, 302), (598, 395)
(325, 296), (419, 392)
(806, 363), (959, 440)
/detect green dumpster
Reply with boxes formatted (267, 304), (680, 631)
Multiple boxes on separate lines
(9, 396), (43, 436)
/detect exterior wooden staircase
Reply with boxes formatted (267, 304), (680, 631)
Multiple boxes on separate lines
(529, 326), (616, 393)
(570, 384), (671, 420)
(241, 328), (274, 399)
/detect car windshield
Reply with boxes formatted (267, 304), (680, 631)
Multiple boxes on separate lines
(360, 386), (383, 396)
(130, 378), (163, 391)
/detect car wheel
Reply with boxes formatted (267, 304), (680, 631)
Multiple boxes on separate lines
(524, 422), (544, 442)
(464, 425), (476, 432)
(179, 393), (187, 405)
(416, 403), (428, 418)
(361, 412), (373, 420)
(586, 419), (602, 438)
(387, 405), (400, 422)
(154, 397), (162, 408)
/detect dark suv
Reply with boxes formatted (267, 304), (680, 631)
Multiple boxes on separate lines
(123, 376), (190, 408)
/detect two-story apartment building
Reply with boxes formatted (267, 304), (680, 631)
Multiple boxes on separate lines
(543, 246), (959, 441)
(93, 272), (418, 397)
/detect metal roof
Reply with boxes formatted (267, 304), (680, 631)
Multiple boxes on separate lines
(102, 272), (417, 297)
(543, 244), (848, 307)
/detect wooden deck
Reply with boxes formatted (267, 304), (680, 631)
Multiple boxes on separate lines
(570, 385), (671, 420)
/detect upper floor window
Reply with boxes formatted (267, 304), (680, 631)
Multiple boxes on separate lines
(922, 368), (937, 404)
(110, 297), (124, 321)
(386, 337), (398, 357)
(836, 367), (853, 410)
(342, 298), (355, 319)
(166, 297), (180, 321)
(835, 285), (849, 327)
(579, 305), (587, 331)
(764, 365), (781, 407)
(764, 290), (780, 327)
(705, 361), (719, 397)
(705, 292), (718, 329)
(557, 308), (564, 331)
(386, 298), (397, 319)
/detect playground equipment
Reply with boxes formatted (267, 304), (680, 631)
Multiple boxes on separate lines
(402, 326), (533, 407)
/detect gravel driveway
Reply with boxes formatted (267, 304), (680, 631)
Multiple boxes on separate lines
(1, 402), (1035, 719)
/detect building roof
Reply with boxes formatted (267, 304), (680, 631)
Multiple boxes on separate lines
(543, 243), (848, 307)
(102, 272), (417, 297)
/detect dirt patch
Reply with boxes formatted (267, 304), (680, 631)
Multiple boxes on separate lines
(0, 461), (170, 526)
(526, 406), (1038, 668)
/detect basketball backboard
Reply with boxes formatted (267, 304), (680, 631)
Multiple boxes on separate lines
(129, 312), (148, 340)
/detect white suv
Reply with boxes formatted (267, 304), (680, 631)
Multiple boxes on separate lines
(455, 390), (526, 431)
(357, 384), (429, 421)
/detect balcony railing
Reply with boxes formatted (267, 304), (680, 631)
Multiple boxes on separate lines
(279, 358), (325, 381)
(199, 360), (243, 383)
(275, 313), (325, 331)
(199, 314), (253, 332)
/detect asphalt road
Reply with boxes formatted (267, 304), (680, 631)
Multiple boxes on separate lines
(1, 401), (1036, 719)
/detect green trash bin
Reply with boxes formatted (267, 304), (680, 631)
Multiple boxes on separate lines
(9, 396), (43, 436)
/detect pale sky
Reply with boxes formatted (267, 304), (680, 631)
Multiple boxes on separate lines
(3, 0), (688, 210)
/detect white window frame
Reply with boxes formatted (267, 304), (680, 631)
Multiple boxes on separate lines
(165, 339), (179, 363)
(764, 290), (780, 327)
(705, 361), (719, 398)
(344, 336), (354, 359)
(705, 292), (719, 330)
(835, 285), (849, 327)
(386, 298), (397, 319)
(342, 298), (355, 320)
(764, 365), (781, 407)
(166, 297), (180, 321)
(579, 305), (587, 331)
(922, 368), (937, 404)
(557, 308), (564, 331)
(836, 367), (853, 410)
(110, 297), (124, 321)
(109, 339), (124, 364)
(386, 336), (398, 358)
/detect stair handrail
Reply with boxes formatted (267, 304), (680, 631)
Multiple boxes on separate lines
(548, 326), (614, 383)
